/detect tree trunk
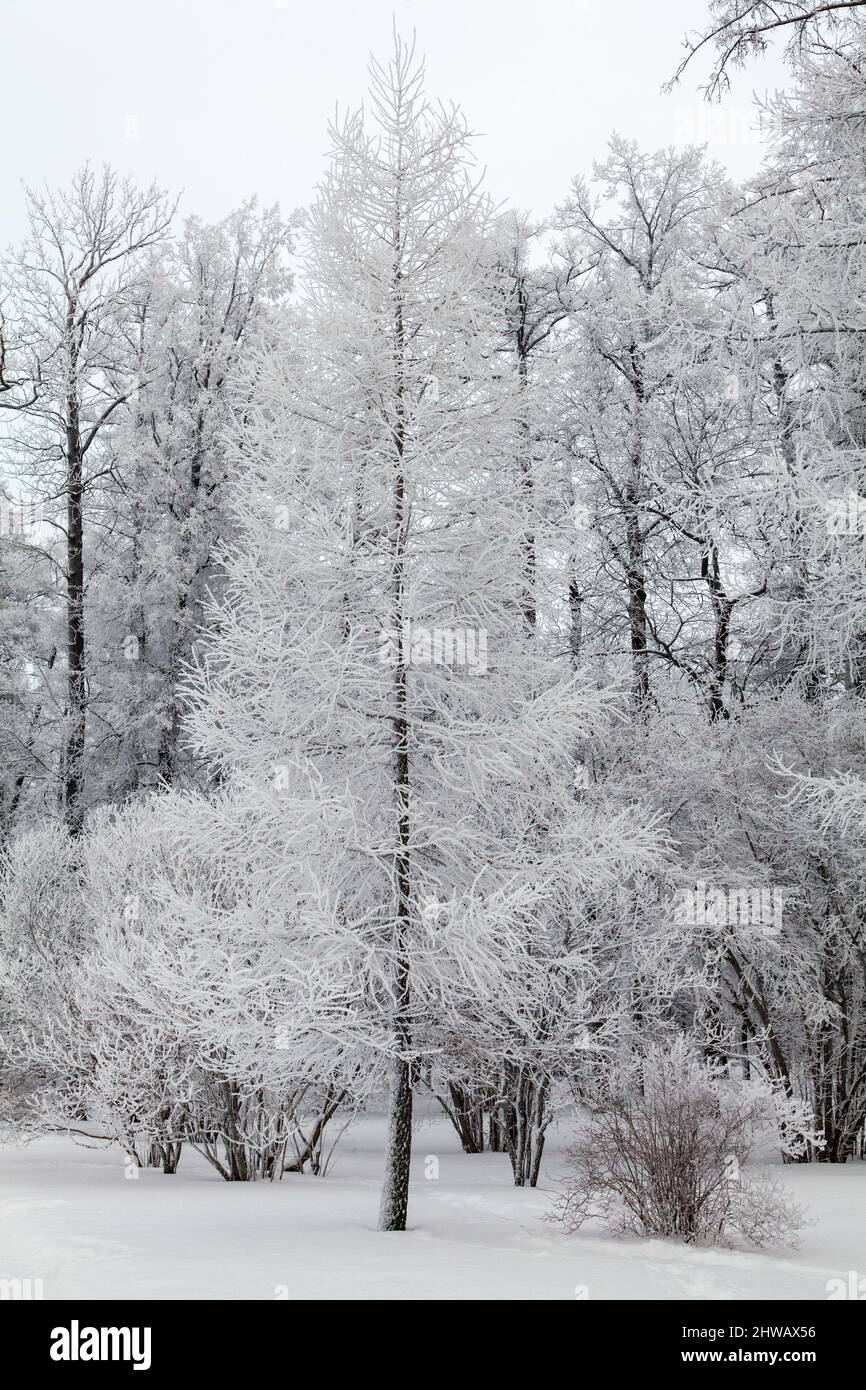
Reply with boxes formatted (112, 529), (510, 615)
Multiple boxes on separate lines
(64, 404), (87, 836)
(624, 471), (650, 714)
(443, 1082), (487, 1153)
(378, 204), (414, 1233)
(378, 1051), (413, 1230)
(501, 1062), (547, 1186)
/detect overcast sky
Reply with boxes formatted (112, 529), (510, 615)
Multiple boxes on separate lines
(1, 0), (790, 239)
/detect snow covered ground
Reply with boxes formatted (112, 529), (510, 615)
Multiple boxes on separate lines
(1, 1114), (863, 1300)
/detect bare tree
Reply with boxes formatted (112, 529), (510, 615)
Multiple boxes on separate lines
(1, 165), (173, 833)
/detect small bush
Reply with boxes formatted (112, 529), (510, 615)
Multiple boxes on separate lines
(557, 1043), (806, 1247)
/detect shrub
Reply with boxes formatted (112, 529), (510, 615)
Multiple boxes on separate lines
(557, 1042), (806, 1247)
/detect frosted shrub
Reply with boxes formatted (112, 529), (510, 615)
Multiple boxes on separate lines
(558, 1043), (806, 1247)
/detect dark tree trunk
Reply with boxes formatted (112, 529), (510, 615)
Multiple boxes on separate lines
(501, 1062), (548, 1186)
(378, 216), (414, 1233)
(624, 473), (650, 715)
(64, 405), (87, 836)
(702, 541), (733, 722)
(442, 1082), (488, 1153)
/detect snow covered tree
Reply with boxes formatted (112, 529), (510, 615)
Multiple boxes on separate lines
(0, 488), (57, 837)
(555, 138), (736, 715)
(90, 201), (292, 799)
(743, 27), (866, 692)
(157, 36), (665, 1224)
(668, 0), (866, 99)
(0, 167), (173, 832)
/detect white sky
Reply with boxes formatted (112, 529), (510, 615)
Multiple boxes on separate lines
(0, 0), (790, 239)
